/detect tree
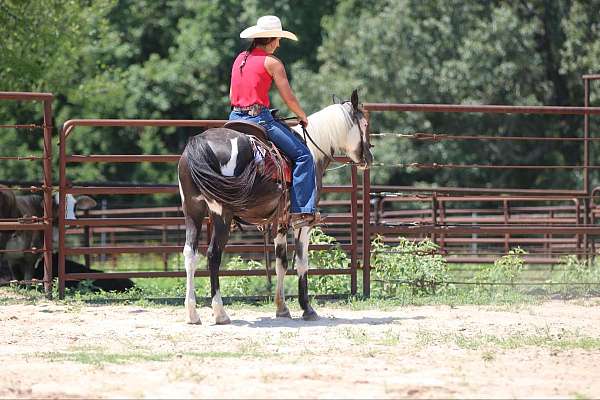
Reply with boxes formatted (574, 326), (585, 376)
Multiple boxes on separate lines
(292, 0), (600, 191)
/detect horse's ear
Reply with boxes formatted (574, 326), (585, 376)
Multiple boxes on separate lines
(351, 89), (359, 110)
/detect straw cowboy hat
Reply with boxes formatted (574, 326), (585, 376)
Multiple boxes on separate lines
(240, 16), (298, 41)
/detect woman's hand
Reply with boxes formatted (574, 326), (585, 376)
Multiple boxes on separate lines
(298, 114), (308, 128)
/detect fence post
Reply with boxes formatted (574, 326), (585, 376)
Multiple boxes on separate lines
(42, 98), (54, 298)
(362, 114), (372, 298)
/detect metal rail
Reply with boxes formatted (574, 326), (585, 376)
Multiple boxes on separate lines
(58, 118), (360, 298)
(0, 92), (54, 297)
(361, 98), (600, 297)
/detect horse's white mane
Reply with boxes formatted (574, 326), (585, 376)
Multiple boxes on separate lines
(292, 103), (354, 161)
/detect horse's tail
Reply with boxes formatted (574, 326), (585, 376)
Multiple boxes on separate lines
(183, 134), (267, 214)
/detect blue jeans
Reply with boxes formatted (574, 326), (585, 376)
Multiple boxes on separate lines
(229, 108), (317, 213)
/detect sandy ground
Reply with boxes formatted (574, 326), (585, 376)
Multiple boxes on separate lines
(1, 294), (600, 399)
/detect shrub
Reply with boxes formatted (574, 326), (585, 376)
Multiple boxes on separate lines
(371, 235), (450, 296)
(552, 255), (600, 297)
(308, 227), (350, 294)
(472, 247), (526, 294)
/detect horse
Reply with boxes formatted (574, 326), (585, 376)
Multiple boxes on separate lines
(177, 89), (373, 324)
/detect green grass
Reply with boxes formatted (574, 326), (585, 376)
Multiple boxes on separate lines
(415, 328), (600, 351)
(40, 349), (267, 365)
(2, 249), (599, 309)
(338, 327), (369, 345)
(36, 341), (269, 366)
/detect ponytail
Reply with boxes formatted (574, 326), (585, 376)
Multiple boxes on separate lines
(239, 37), (276, 74)
(239, 40), (257, 74)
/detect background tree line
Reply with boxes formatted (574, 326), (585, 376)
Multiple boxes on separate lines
(1, 0), (600, 201)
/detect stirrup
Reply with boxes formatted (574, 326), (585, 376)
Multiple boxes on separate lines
(290, 212), (322, 230)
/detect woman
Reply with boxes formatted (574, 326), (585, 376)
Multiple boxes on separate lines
(229, 15), (318, 229)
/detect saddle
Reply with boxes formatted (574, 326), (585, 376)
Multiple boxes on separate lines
(223, 120), (292, 184)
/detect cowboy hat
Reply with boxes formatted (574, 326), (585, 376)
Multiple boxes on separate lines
(240, 16), (298, 41)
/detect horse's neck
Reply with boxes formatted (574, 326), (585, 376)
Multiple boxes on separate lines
(305, 104), (350, 162)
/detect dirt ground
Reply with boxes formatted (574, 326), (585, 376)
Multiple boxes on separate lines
(1, 293), (600, 399)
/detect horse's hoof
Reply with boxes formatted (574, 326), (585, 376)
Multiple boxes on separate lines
(302, 309), (319, 321)
(215, 315), (231, 325)
(186, 317), (202, 325)
(276, 309), (292, 318)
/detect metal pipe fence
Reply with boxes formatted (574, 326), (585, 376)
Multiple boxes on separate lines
(0, 92), (54, 296)
(361, 100), (600, 297)
(58, 119), (361, 298)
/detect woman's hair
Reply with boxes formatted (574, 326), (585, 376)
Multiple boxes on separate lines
(240, 37), (277, 74)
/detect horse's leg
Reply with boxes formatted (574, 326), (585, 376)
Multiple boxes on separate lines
(294, 226), (319, 321)
(183, 212), (204, 325)
(208, 211), (232, 325)
(274, 225), (291, 318)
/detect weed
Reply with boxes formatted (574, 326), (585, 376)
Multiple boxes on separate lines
(473, 248), (527, 291)
(371, 235), (450, 296)
(308, 227), (351, 294)
(339, 326), (369, 345)
(280, 330), (300, 340)
(377, 328), (402, 346)
(551, 256), (600, 298)
(481, 350), (495, 362)
(237, 338), (266, 356)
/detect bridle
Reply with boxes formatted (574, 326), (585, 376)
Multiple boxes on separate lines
(298, 100), (371, 169)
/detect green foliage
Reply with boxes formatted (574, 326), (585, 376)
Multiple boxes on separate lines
(308, 227), (350, 294)
(473, 248), (527, 292)
(221, 255), (268, 297)
(292, 0), (598, 189)
(371, 235), (450, 296)
(552, 255), (600, 297)
(3, 0), (600, 195)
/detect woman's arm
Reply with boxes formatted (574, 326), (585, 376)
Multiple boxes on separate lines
(265, 56), (308, 126)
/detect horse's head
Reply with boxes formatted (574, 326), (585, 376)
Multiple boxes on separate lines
(341, 89), (373, 170)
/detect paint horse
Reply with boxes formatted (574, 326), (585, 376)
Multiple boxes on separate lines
(178, 90), (373, 324)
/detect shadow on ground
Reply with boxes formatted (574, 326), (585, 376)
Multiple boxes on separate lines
(230, 314), (425, 328)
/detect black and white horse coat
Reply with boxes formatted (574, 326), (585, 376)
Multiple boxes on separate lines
(178, 90), (372, 324)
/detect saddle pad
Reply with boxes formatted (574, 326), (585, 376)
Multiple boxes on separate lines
(252, 139), (292, 184)
(265, 152), (292, 184)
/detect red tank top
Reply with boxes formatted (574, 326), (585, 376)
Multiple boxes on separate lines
(230, 48), (272, 108)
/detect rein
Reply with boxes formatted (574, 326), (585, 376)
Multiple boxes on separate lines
(300, 125), (337, 165)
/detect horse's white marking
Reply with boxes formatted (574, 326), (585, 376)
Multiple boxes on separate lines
(294, 227), (311, 276)
(206, 199), (222, 216)
(183, 244), (201, 324)
(212, 290), (230, 324)
(274, 233), (289, 314)
(220, 137), (239, 177)
(178, 177), (185, 205)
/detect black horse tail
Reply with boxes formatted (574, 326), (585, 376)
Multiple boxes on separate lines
(183, 134), (268, 214)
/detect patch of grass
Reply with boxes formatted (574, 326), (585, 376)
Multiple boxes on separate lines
(481, 350), (495, 362)
(42, 349), (170, 365)
(39, 344), (269, 366)
(279, 330), (300, 340)
(236, 338), (266, 356)
(339, 327), (369, 345)
(573, 392), (591, 400)
(377, 328), (402, 346)
(168, 367), (207, 382)
(415, 328), (600, 351)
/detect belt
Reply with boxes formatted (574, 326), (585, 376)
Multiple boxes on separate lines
(232, 104), (265, 116)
